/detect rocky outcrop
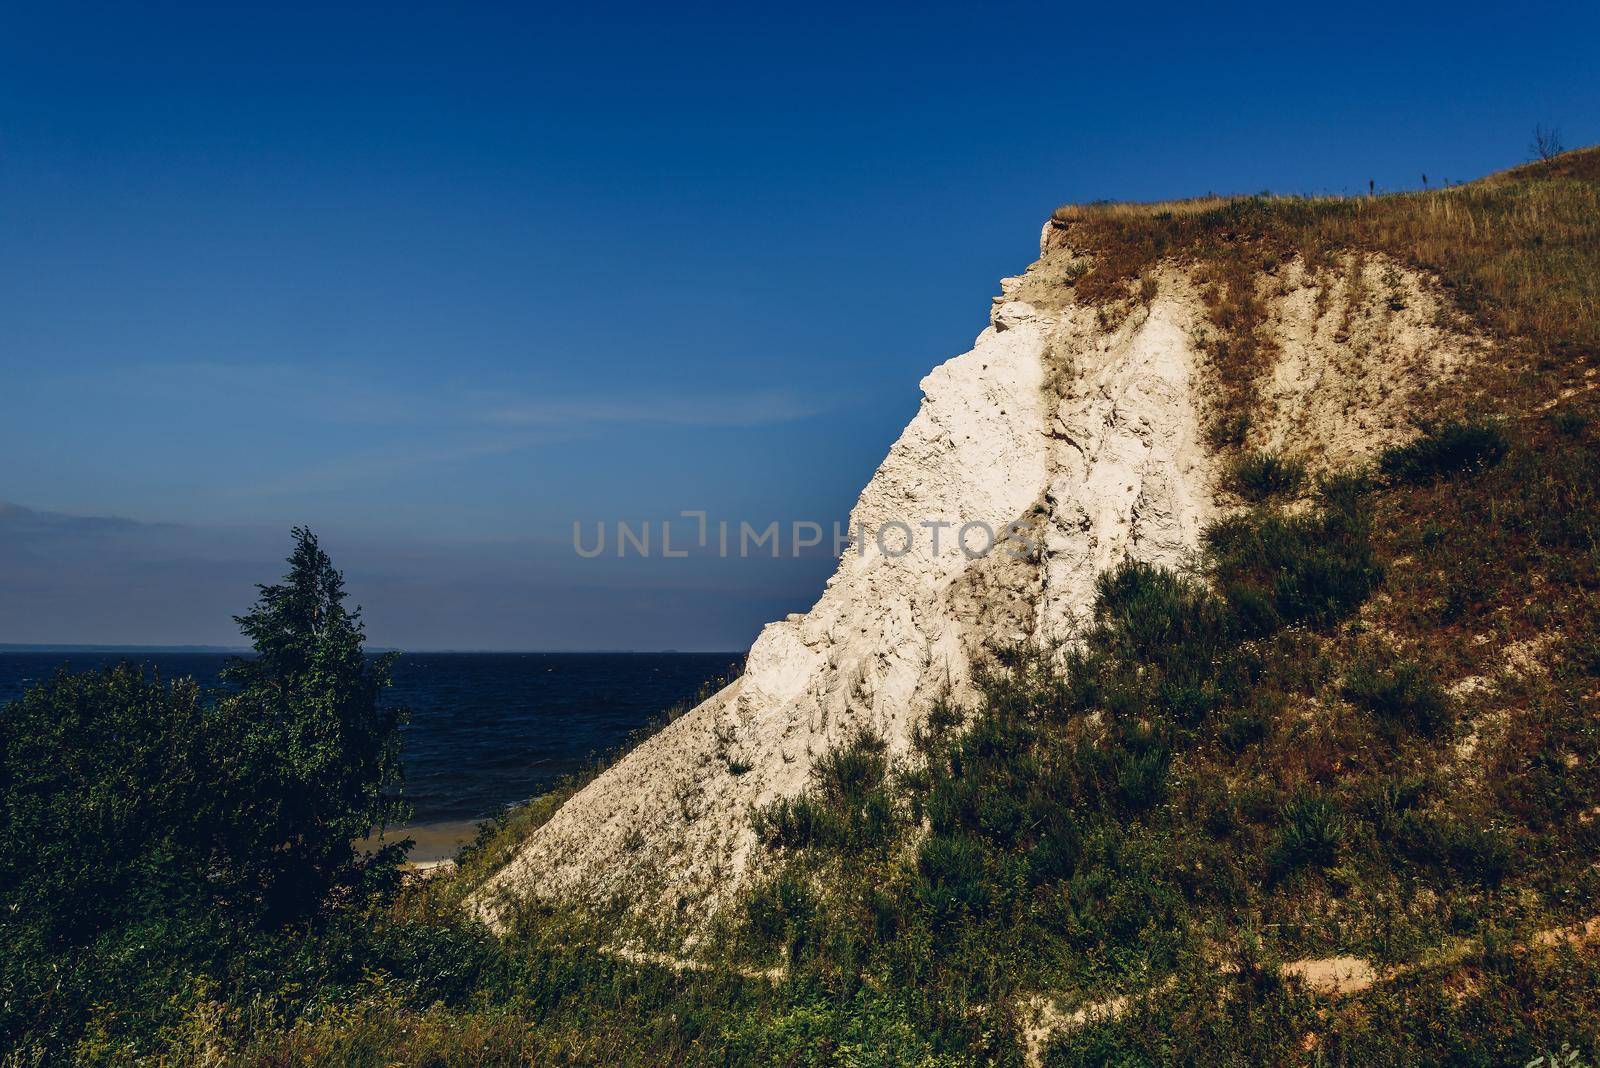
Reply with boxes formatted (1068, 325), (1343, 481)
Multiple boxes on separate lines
(469, 235), (1479, 934)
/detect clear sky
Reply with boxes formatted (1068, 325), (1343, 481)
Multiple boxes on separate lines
(2, 1), (1596, 649)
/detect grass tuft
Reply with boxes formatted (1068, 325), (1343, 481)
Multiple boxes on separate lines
(752, 729), (898, 854)
(1341, 654), (1452, 738)
(1379, 419), (1509, 484)
(1270, 792), (1344, 877)
(1229, 449), (1307, 501)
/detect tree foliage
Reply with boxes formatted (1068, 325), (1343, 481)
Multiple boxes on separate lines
(0, 528), (407, 1052)
(222, 526), (408, 918)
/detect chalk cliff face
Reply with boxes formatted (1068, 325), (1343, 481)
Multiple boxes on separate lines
(470, 228), (1478, 932)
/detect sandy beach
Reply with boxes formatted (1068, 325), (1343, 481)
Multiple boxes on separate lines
(361, 818), (482, 866)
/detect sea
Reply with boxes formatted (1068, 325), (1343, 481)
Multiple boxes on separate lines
(0, 650), (740, 859)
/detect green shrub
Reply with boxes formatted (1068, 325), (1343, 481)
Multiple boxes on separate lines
(719, 986), (965, 1067)
(1219, 708), (1268, 752)
(1270, 793), (1344, 876)
(916, 835), (991, 925)
(746, 873), (817, 955)
(1113, 734), (1173, 813)
(1342, 656), (1452, 737)
(751, 729), (897, 853)
(1316, 468), (1376, 510)
(812, 731), (889, 811)
(1056, 833), (1188, 964)
(1207, 496), (1382, 632)
(1092, 560), (1230, 679)
(753, 795), (837, 850)
(1379, 419), (1508, 483)
(1396, 810), (1513, 885)
(1363, 773), (1429, 838)
(0, 668), (227, 953)
(1554, 409), (1589, 436)
(1026, 812), (1084, 885)
(1230, 450), (1307, 501)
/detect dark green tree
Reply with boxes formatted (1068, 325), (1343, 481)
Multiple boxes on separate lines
(222, 526), (408, 919)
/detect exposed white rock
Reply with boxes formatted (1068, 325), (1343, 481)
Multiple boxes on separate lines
(470, 273), (1225, 932)
(1251, 255), (1483, 467)
(1036, 279), (1218, 628)
(469, 245), (1479, 934)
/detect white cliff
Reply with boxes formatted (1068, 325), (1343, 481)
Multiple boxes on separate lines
(470, 235), (1478, 933)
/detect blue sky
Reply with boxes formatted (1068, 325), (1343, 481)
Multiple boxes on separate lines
(2, 1), (1596, 649)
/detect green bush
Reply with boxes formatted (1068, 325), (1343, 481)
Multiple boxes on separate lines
(1554, 408), (1589, 436)
(1229, 449), (1307, 501)
(1219, 708), (1268, 753)
(1396, 810), (1513, 885)
(1207, 493), (1382, 632)
(1270, 793), (1344, 876)
(751, 729), (897, 853)
(1379, 419), (1508, 483)
(915, 834), (991, 925)
(0, 668), (224, 956)
(1091, 560), (1231, 689)
(1094, 561), (1226, 652)
(1342, 656), (1452, 737)
(1026, 811), (1084, 884)
(753, 795), (837, 850)
(746, 873), (817, 957)
(1113, 732), (1173, 813)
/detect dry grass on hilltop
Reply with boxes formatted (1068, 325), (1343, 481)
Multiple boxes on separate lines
(1055, 146), (1600, 376)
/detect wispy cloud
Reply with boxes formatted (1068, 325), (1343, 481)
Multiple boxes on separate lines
(224, 434), (574, 499)
(0, 501), (161, 543)
(476, 390), (829, 428)
(81, 363), (830, 501)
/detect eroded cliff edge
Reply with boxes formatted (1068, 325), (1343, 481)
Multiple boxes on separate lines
(469, 224), (1481, 934)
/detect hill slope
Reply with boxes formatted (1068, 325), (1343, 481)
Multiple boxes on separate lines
(172, 147), (1600, 1065)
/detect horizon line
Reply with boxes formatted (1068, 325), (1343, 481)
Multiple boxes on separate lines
(0, 643), (745, 655)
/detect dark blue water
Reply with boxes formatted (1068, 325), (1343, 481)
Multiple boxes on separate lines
(0, 651), (740, 826)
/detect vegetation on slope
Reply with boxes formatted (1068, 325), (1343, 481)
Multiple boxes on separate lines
(4, 146), (1599, 1065)
(726, 411), (1600, 1065)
